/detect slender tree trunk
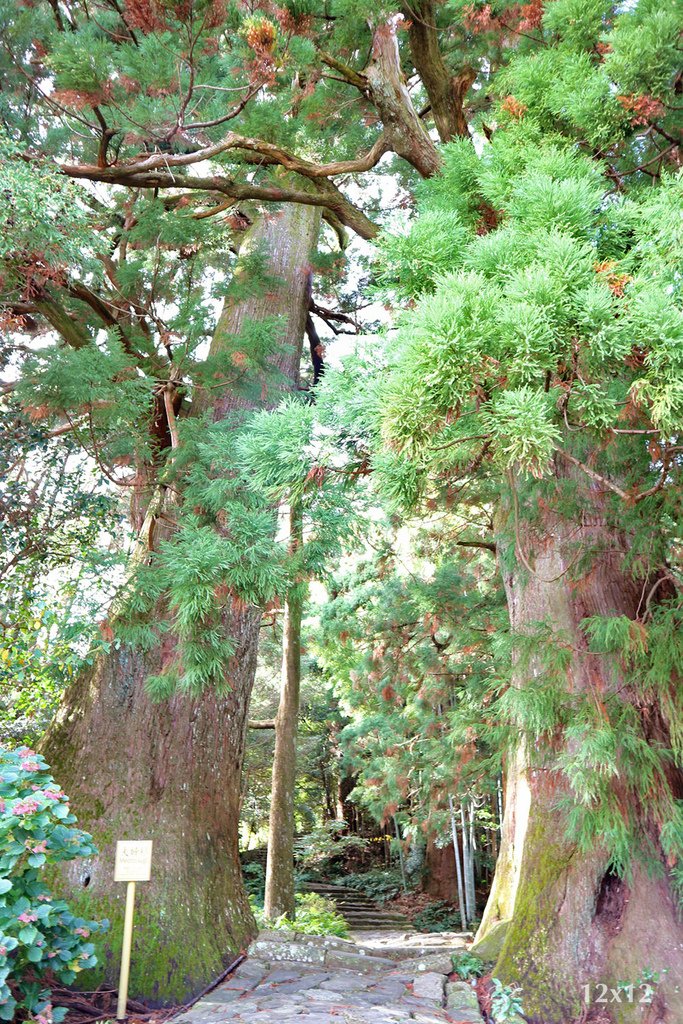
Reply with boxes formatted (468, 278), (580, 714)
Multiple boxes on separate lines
(477, 469), (683, 1023)
(42, 203), (320, 1005)
(460, 802), (475, 925)
(336, 770), (358, 827)
(263, 504), (305, 920)
(394, 815), (408, 890)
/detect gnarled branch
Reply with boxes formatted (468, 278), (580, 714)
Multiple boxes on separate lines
(58, 163), (380, 239)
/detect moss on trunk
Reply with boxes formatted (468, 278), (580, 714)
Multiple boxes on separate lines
(481, 469), (683, 1023)
(42, 203), (321, 1005)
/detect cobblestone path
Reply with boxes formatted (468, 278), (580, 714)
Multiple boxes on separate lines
(174, 931), (487, 1024)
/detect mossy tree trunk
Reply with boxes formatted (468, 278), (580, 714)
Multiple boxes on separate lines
(475, 741), (529, 939)
(42, 203), (320, 1006)
(263, 504), (305, 921)
(478, 467), (683, 1023)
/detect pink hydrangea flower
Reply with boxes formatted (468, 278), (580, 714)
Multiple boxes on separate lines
(20, 761), (41, 772)
(74, 927), (90, 938)
(0, 946), (6, 956)
(43, 790), (63, 801)
(31, 841), (48, 854)
(13, 798), (40, 816)
(37, 894), (51, 902)
(17, 911), (38, 924)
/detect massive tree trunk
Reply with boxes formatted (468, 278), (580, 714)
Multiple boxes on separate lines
(263, 505), (304, 920)
(42, 202), (320, 1005)
(474, 742), (529, 941)
(477, 467), (683, 1023)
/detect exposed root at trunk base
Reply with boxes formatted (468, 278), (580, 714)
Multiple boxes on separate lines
(50, 984), (178, 1024)
(52, 955), (245, 1024)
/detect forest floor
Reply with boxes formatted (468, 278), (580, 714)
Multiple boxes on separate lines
(171, 930), (496, 1024)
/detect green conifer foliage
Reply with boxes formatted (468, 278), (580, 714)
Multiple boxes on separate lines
(0, 0), (680, 1012)
(371, 1), (682, 1016)
(313, 515), (506, 856)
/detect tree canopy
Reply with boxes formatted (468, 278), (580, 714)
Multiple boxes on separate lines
(0, 0), (681, 1018)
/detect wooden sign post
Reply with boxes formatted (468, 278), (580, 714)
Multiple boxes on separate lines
(114, 840), (153, 1021)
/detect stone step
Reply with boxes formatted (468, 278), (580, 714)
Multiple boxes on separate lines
(327, 897), (382, 905)
(337, 917), (411, 925)
(303, 884), (364, 897)
(327, 897), (378, 905)
(300, 882), (415, 933)
(350, 924), (415, 933)
(328, 899), (395, 908)
(248, 932), (401, 974)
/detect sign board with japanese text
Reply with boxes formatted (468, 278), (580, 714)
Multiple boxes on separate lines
(114, 840), (153, 883)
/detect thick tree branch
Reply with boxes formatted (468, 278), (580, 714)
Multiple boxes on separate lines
(364, 16), (442, 177)
(63, 131), (390, 180)
(248, 720), (276, 730)
(402, 0), (475, 141)
(322, 18), (443, 177)
(66, 280), (144, 359)
(455, 539), (496, 553)
(559, 448), (673, 505)
(58, 163), (380, 239)
(319, 51), (369, 91)
(34, 291), (92, 349)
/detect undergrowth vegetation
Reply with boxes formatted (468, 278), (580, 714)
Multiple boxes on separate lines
(0, 748), (104, 1022)
(250, 893), (349, 939)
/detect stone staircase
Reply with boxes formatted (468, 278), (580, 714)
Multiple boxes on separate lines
(302, 881), (416, 933)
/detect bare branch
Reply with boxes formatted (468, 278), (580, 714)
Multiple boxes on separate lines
(162, 384), (180, 449)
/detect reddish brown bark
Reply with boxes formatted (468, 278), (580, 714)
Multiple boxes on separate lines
(423, 837), (459, 899)
(42, 203), (321, 1005)
(403, 1), (474, 141)
(365, 18), (443, 178)
(479, 468), (683, 1022)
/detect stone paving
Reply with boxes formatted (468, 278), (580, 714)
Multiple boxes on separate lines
(173, 931), (484, 1024)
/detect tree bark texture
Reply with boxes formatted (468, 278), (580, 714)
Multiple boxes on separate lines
(263, 504), (305, 921)
(366, 18), (443, 178)
(42, 202), (321, 1005)
(475, 742), (529, 938)
(478, 467), (683, 1023)
(403, 1), (474, 141)
(423, 832), (459, 900)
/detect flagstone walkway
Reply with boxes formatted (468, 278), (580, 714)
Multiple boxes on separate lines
(174, 930), (487, 1024)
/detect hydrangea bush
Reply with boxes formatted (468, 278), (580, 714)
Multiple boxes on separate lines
(0, 746), (105, 1023)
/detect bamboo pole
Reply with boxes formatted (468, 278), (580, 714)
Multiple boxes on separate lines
(449, 794), (468, 930)
(460, 802), (474, 924)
